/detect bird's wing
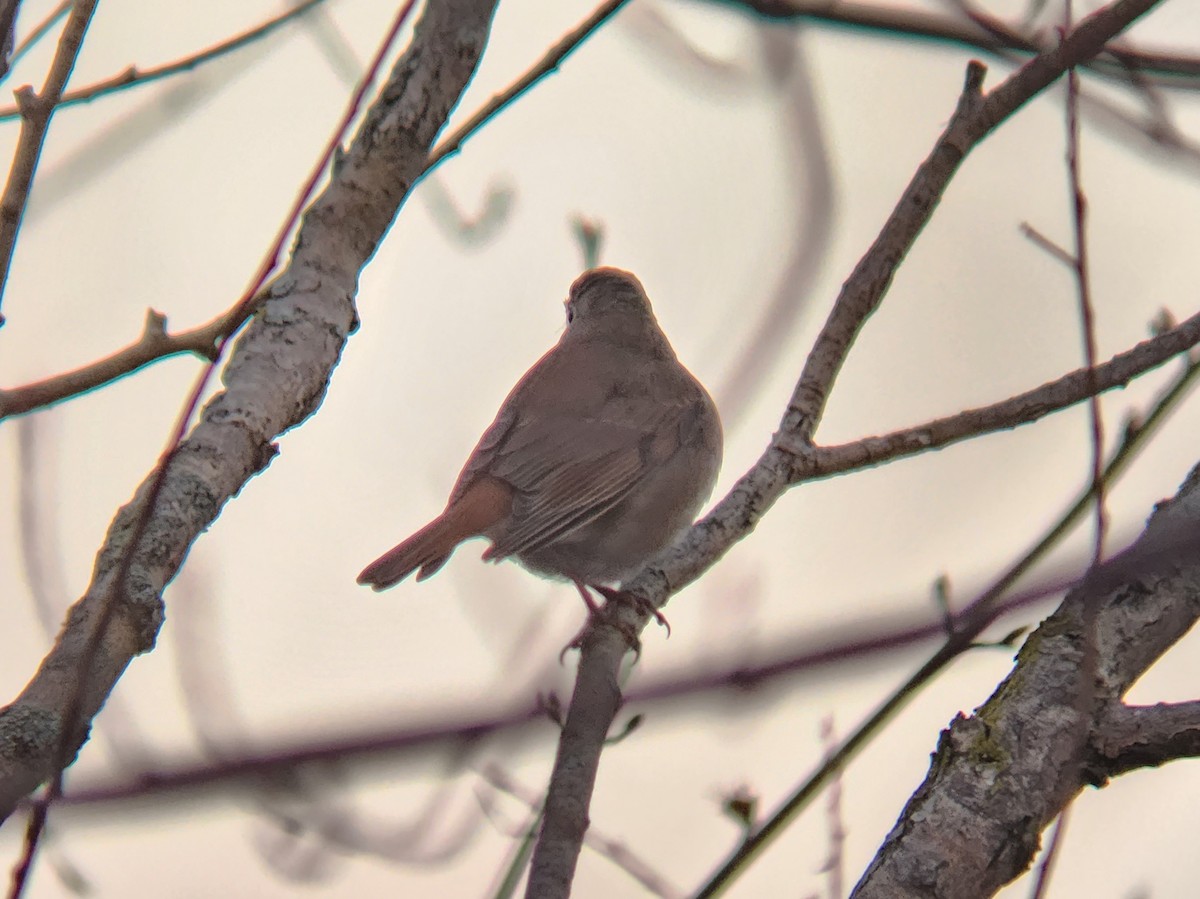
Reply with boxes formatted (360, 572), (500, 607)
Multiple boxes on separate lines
(444, 336), (705, 563)
(480, 408), (682, 562)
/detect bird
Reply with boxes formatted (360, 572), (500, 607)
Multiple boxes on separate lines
(357, 267), (722, 616)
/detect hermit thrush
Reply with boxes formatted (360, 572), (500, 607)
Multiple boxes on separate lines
(357, 268), (722, 607)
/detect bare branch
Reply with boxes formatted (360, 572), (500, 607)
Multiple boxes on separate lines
(0, 0), (499, 833)
(0, 305), (247, 421)
(0, 0), (98, 324)
(525, 2), (1170, 896)
(1064, 46), (1106, 566)
(851, 462), (1200, 897)
(703, 0), (1200, 87)
(800, 307), (1200, 481)
(0, 0), (333, 121)
(1087, 701), (1200, 780)
(8, 3), (69, 72)
(425, 0), (629, 173)
(1027, 39), (1104, 899)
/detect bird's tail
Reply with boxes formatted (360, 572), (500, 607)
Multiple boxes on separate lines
(356, 477), (514, 591)
(356, 516), (459, 590)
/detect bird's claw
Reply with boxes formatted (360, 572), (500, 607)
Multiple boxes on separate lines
(592, 585), (671, 638)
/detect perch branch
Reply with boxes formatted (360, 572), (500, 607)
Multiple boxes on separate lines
(526, 1), (1169, 896)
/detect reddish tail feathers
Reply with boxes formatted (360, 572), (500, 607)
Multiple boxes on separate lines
(357, 477), (513, 590)
(357, 516), (457, 589)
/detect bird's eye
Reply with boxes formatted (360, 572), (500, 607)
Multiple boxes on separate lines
(564, 302), (574, 324)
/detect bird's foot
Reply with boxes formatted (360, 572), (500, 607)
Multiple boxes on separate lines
(557, 582), (650, 662)
(592, 585), (671, 639)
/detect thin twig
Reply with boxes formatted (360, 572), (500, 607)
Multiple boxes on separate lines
(1029, 810), (1069, 897)
(0, 0), (99, 325)
(1019, 221), (1075, 265)
(424, 0), (629, 173)
(0, 0), (332, 121)
(8, 1), (69, 72)
(1029, 19), (1100, 897)
(818, 717), (846, 899)
(1066, 69), (1106, 564)
(796, 309), (1200, 481)
(715, 0), (1200, 87)
(0, 305), (247, 420)
(489, 806), (541, 899)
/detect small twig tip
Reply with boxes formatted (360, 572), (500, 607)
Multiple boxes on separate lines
(143, 308), (168, 336)
(964, 60), (987, 94)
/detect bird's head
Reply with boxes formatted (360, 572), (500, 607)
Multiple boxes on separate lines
(563, 267), (670, 356)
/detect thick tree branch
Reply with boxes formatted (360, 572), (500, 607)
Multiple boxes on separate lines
(0, 0), (500, 823)
(852, 463), (1200, 898)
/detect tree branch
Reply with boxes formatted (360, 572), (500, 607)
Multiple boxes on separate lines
(1087, 701), (1200, 781)
(0, 0), (98, 324)
(0, 0), (500, 824)
(0, 305), (248, 420)
(799, 306), (1200, 480)
(0, 0), (333, 121)
(425, 0), (629, 172)
(704, 0), (1200, 87)
(852, 463), (1200, 897)
(525, 0), (1170, 895)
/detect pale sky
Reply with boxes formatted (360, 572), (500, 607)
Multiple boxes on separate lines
(1, 0), (1200, 896)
